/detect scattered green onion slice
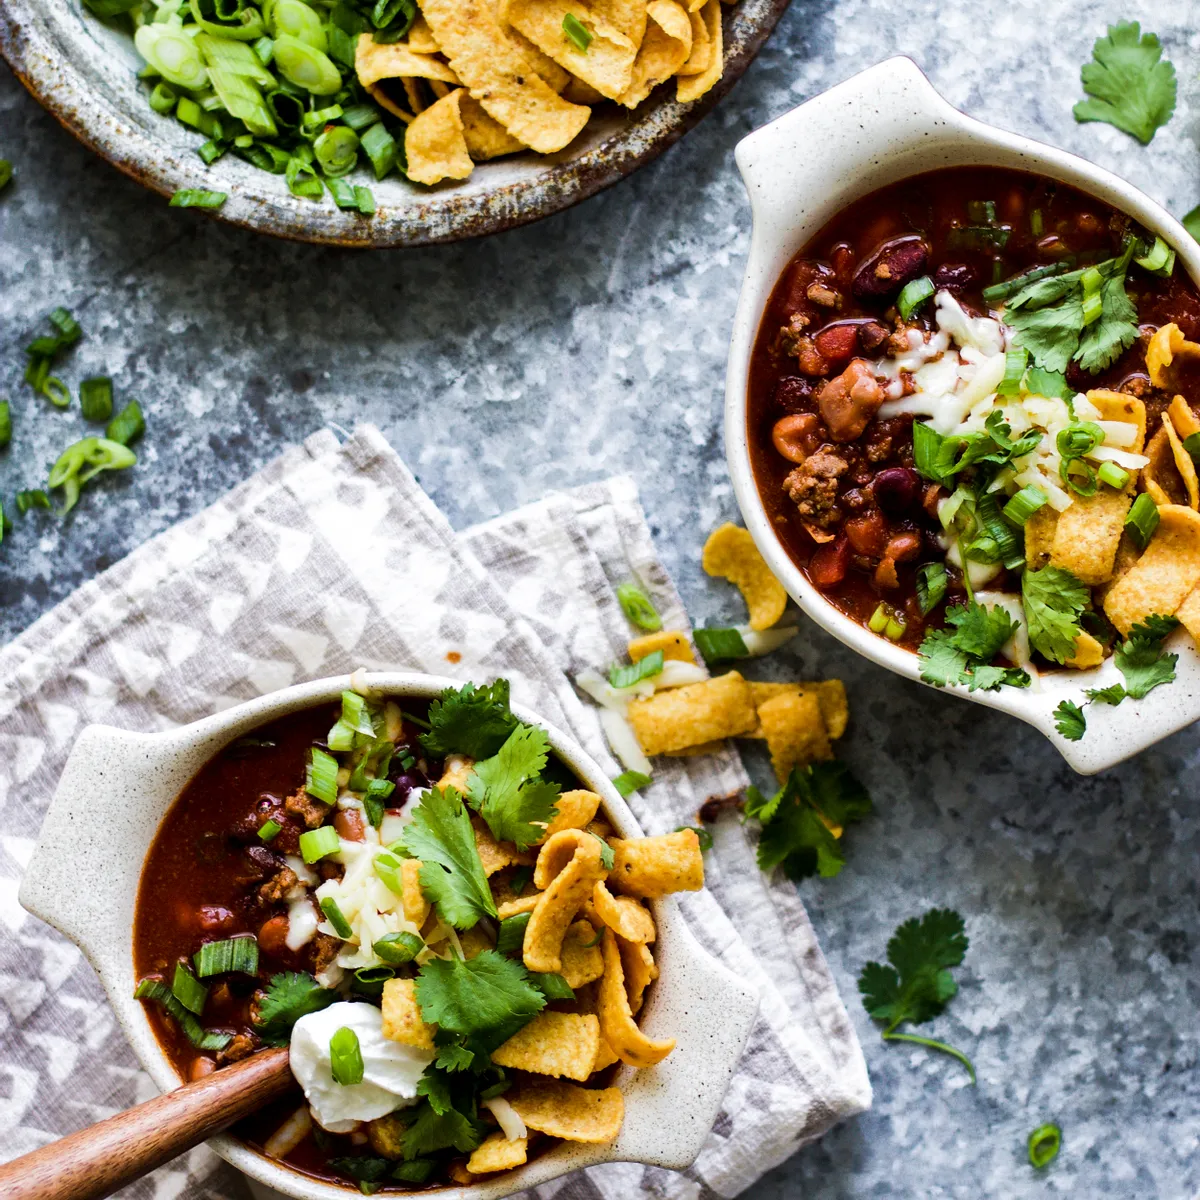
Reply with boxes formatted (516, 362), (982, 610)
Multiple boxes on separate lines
(868, 603), (889, 634)
(47, 437), (137, 513)
(897, 276), (934, 321)
(354, 186), (376, 216)
(675, 824), (713, 851)
(915, 562), (947, 615)
(611, 770), (652, 797)
(1056, 422), (1104, 459)
(194, 935), (258, 978)
(315, 126), (360, 178)
(258, 817), (283, 842)
(981, 259), (1073, 304)
(1027, 1123), (1062, 1168)
(135, 23), (209, 89)
(170, 190), (228, 209)
(694, 626), (749, 665)
(1125, 492), (1160, 551)
(1079, 266), (1103, 326)
(16, 490), (51, 515)
(79, 376), (114, 423)
(134, 978), (230, 1050)
(562, 12), (592, 51)
(996, 345), (1028, 396)
(609, 649), (664, 689)
(373, 850), (404, 894)
(884, 614), (906, 641)
(529, 972), (574, 1001)
(352, 965), (395, 996)
(360, 122), (398, 180)
(1097, 461), (1130, 490)
(306, 746), (339, 804)
(496, 912), (532, 957)
(107, 400), (145, 446)
(616, 582), (661, 631)
(1135, 235), (1174, 276)
(1030, 208), (1044, 238)
(273, 33), (342, 94)
(320, 896), (354, 940)
(329, 1026), (364, 1086)
(171, 962), (208, 1016)
(270, 0), (328, 50)
(1002, 485), (1048, 526)
(149, 82), (178, 114)
(373, 931), (423, 964)
(300, 824), (341, 863)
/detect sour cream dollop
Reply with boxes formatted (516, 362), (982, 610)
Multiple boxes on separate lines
(290, 1001), (433, 1132)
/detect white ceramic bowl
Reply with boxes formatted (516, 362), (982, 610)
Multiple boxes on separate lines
(724, 56), (1200, 776)
(19, 672), (758, 1199)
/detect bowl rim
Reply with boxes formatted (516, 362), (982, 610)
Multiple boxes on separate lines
(20, 671), (756, 1199)
(723, 56), (1200, 775)
(0, 0), (791, 248)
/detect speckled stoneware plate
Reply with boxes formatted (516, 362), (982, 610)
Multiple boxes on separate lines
(725, 56), (1200, 775)
(19, 672), (759, 1200)
(0, 1), (788, 247)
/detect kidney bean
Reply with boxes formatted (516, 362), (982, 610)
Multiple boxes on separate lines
(1036, 234), (1071, 258)
(830, 242), (855, 286)
(845, 511), (888, 557)
(872, 466), (921, 515)
(874, 558), (900, 590)
(772, 414), (821, 464)
(859, 321), (890, 352)
(852, 236), (929, 299)
(334, 808), (365, 842)
(885, 531), (922, 563)
(772, 375), (816, 413)
(809, 536), (849, 589)
(1075, 212), (1104, 237)
(814, 322), (860, 365)
(258, 914), (292, 957)
(818, 359), (887, 442)
(932, 262), (977, 293)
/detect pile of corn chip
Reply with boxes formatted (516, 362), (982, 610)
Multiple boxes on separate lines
(354, 0), (734, 186)
(374, 761), (704, 1176)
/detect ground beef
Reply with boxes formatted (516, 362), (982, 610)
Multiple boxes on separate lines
(258, 865), (299, 905)
(311, 933), (342, 974)
(783, 450), (849, 527)
(216, 1033), (257, 1065)
(285, 786), (330, 830)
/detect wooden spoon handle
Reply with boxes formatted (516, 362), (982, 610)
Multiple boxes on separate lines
(0, 1048), (295, 1200)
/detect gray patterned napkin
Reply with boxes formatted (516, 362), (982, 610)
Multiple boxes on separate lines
(0, 426), (870, 1200)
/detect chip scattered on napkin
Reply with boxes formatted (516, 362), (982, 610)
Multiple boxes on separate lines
(0, 426), (869, 1199)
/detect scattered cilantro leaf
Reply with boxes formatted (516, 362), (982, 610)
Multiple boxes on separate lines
(590, 831), (615, 870)
(466, 724), (561, 851)
(1075, 258), (1139, 372)
(1074, 21), (1177, 145)
(1114, 615), (1179, 698)
(857, 909), (975, 1082)
(420, 680), (519, 759)
(748, 762), (872, 881)
(1053, 700), (1087, 742)
(401, 1100), (481, 1160)
(416, 1070), (454, 1115)
(944, 602), (1017, 660)
(1022, 566), (1089, 664)
(434, 1043), (475, 1073)
(414, 949), (545, 1053)
(1006, 294), (1085, 374)
(253, 971), (338, 1046)
(1085, 683), (1127, 705)
(392, 787), (496, 929)
(917, 629), (971, 688)
(918, 603), (1030, 692)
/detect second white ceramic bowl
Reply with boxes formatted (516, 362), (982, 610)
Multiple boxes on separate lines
(725, 56), (1200, 775)
(19, 672), (759, 1200)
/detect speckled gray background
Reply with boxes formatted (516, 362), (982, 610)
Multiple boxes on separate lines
(2, 0), (1199, 1196)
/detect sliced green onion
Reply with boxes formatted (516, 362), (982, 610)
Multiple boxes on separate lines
(1027, 1123), (1062, 1168)
(258, 817), (283, 842)
(339, 103), (380, 131)
(966, 199), (997, 224)
(947, 224), (1009, 252)
(897, 276), (934, 321)
(268, 89), (305, 129)
(1184, 205), (1200, 245)
(1002, 485), (1048, 526)
(1060, 457), (1098, 498)
(1125, 492), (1160, 550)
(135, 24), (209, 90)
(373, 931), (423, 964)
(373, 850), (405, 894)
(496, 912), (531, 957)
(107, 400), (145, 446)
(330, 1026), (364, 1086)
(675, 824), (713, 851)
(149, 82), (178, 114)
(175, 96), (223, 139)
(354, 186), (376, 216)
(302, 103), (345, 134)
(693, 626), (749, 665)
(359, 122), (398, 180)
(198, 140), (226, 166)
(327, 720), (355, 752)
(170, 190), (228, 209)
(0, 401), (10, 448)
(194, 935), (258, 978)
(79, 376), (113, 423)
(981, 259), (1073, 304)
(912, 420), (957, 485)
(352, 965), (394, 997)
(1026, 366), (1072, 400)
(340, 690), (377, 737)
(562, 12), (592, 50)
(16, 490), (50, 515)
(884, 614), (906, 641)
(616, 582), (661, 631)
(47, 437), (136, 513)
(252, 35), (275, 65)
(300, 824), (341, 863)
(269, 0), (328, 50)
(1135, 235), (1174, 276)
(286, 154), (324, 200)
(321, 896), (354, 939)
(1056, 422), (1104, 459)
(0, 161), (10, 191)
(868, 603), (889, 634)
(1080, 266), (1103, 326)
(1030, 208), (1044, 238)
(915, 562), (947, 615)
(171, 962), (208, 1016)
(273, 33), (342, 95)
(306, 747), (339, 803)
(326, 177), (359, 209)
(372, 0), (415, 32)
(611, 770), (652, 797)
(609, 649), (664, 689)
(529, 972), (574, 1001)
(187, 0), (266, 40)
(134, 978), (231, 1050)
(996, 345), (1028, 396)
(1097, 461), (1130, 490)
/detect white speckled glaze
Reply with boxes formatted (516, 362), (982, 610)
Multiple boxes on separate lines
(725, 56), (1200, 776)
(20, 673), (758, 1200)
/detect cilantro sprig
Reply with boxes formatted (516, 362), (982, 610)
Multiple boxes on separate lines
(858, 909), (975, 1082)
(745, 762), (872, 881)
(918, 601), (1030, 692)
(252, 971), (338, 1046)
(421, 680), (519, 759)
(1074, 21), (1177, 145)
(1021, 566), (1088, 664)
(466, 724), (561, 851)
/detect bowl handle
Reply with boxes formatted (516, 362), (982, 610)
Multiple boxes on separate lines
(734, 56), (965, 229)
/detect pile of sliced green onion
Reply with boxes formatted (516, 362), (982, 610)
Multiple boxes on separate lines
(85, 0), (416, 211)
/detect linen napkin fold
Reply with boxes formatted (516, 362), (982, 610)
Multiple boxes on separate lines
(0, 426), (870, 1200)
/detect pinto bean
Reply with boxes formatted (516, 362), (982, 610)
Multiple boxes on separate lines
(189, 1057), (217, 1082)
(830, 242), (855, 286)
(874, 558), (900, 590)
(258, 914), (291, 957)
(818, 359), (887, 442)
(845, 511), (888, 557)
(922, 483), (944, 520)
(334, 809), (365, 842)
(852, 236), (929, 299)
(808, 536), (850, 589)
(884, 532), (922, 563)
(773, 414), (821, 464)
(814, 323), (860, 365)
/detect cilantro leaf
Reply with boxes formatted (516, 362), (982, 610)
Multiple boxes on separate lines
(252, 971), (338, 1046)
(1114, 615), (1179, 699)
(414, 950), (545, 1053)
(945, 602), (1017, 661)
(393, 787), (496, 929)
(420, 680), (519, 759)
(1022, 566), (1089, 664)
(329, 1156), (391, 1185)
(466, 724), (561, 851)
(1086, 683), (1127, 705)
(1075, 263), (1138, 372)
(401, 1100), (482, 1160)
(1007, 293), (1085, 374)
(968, 664), (1030, 692)
(416, 1070), (454, 1115)
(433, 1043), (475, 1073)
(1074, 21), (1177, 145)
(858, 909), (975, 1081)
(917, 629), (971, 688)
(918, 603), (1029, 692)
(750, 762), (872, 881)
(1053, 699), (1087, 742)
